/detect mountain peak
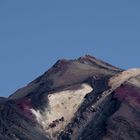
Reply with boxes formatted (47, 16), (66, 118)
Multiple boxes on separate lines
(1, 55), (140, 140)
(9, 55), (121, 100)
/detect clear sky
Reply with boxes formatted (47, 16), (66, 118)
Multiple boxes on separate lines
(0, 0), (140, 97)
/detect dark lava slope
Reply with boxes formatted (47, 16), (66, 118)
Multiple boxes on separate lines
(0, 55), (140, 140)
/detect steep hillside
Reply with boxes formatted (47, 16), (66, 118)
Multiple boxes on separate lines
(0, 55), (140, 140)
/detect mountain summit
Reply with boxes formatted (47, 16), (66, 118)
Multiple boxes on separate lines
(0, 55), (140, 140)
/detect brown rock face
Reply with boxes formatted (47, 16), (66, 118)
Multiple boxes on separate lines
(1, 55), (140, 140)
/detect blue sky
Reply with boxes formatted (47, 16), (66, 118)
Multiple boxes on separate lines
(0, 0), (140, 97)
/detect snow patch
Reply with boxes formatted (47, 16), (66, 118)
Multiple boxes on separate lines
(30, 83), (93, 139)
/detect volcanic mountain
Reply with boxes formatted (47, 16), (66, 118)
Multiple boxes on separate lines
(0, 55), (140, 140)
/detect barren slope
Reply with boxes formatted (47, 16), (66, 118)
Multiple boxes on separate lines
(0, 55), (140, 140)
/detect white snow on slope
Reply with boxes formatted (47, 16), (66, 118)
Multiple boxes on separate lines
(30, 83), (93, 139)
